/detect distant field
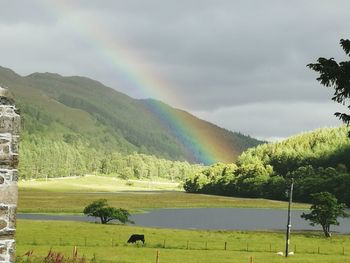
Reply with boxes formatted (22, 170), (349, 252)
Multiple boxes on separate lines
(18, 176), (309, 213)
(18, 175), (181, 192)
(17, 220), (350, 262)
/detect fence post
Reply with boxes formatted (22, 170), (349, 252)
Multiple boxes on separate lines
(205, 241), (208, 250)
(156, 250), (160, 263)
(294, 244), (296, 253)
(343, 247), (345, 255)
(246, 243), (249, 252)
(318, 247), (320, 254)
(224, 241), (227, 250)
(163, 239), (166, 248)
(250, 256), (253, 263)
(84, 237), (87, 247)
(186, 240), (189, 250)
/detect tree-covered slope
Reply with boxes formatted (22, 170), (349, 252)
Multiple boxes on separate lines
(184, 126), (350, 205)
(237, 126), (350, 173)
(0, 66), (262, 165)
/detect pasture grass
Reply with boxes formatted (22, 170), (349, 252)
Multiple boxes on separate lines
(18, 175), (181, 192)
(18, 176), (309, 214)
(17, 220), (350, 262)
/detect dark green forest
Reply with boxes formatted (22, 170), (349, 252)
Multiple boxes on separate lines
(184, 126), (350, 206)
(20, 134), (202, 180)
(0, 66), (261, 166)
(0, 66), (262, 180)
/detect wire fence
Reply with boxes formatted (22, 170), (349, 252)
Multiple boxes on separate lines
(18, 236), (348, 256)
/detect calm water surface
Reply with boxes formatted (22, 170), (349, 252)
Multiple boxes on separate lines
(18, 208), (350, 233)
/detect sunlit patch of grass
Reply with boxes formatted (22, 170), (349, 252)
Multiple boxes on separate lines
(18, 176), (309, 214)
(18, 175), (181, 193)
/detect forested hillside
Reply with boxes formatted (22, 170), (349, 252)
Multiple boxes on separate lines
(20, 136), (202, 181)
(184, 126), (350, 205)
(0, 66), (262, 180)
(0, 66), (261, 162)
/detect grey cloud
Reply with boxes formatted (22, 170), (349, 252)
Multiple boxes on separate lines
(1, 0), (350, 139)
(73, 0), (349, 109)
(192, 101), (345, 140)
(0, 0), (57, 25)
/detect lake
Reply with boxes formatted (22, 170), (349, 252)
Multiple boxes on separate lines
(18, 208), (350, 233)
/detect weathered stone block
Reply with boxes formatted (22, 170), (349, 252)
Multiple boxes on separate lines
(0, 205), (16, 237)
(0, 220), (6, 231)
(0, 134), (18, 167)
(0, 106), (20, 135)
(0, 184), (17, 204)
(11, 170), (17, 182)
(0, 170), (17, 185)
(10, 136), (19, 155)
(0, 134), (11, 162)
(0, 239), (15, 263)
(0, 206), (7, 218)
(7, 207), (15, 230)
(0, 135), (10, 153)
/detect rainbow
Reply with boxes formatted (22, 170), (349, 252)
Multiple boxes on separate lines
(38, 1), (235, 164)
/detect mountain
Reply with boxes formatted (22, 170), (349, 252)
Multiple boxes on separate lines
(184, 126), (350, 205)
(0, 66), (263, 165)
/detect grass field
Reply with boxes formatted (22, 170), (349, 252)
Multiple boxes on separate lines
(18, 176), (309, 213)
(19, 175), (181, 192)
(17, 220), (350, 262)
(16, 176), (348, 262)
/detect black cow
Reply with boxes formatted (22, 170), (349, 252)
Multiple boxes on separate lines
(127, 234), (145, 244)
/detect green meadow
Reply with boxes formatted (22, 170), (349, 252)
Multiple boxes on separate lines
(19, 176), (181, 193)
(18, 176), (309, 214)
(18, 177), (349, 262)
(17, 220), (350, 262)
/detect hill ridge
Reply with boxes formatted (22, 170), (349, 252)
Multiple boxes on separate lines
(0, 66), (263, 164)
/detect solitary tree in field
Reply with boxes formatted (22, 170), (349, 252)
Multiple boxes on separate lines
(308, 39), (350, 137)
(301, 192), (348, 237)
(83, 199), (133, 224)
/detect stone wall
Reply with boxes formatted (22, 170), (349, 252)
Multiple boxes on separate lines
(0, 87), (19, 263)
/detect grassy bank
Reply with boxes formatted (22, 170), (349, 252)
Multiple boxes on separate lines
(18, 176), (309, 213)
(17, 220), (350, 262)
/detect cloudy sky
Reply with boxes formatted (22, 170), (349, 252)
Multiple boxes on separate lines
(1, 0), (349, 140)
